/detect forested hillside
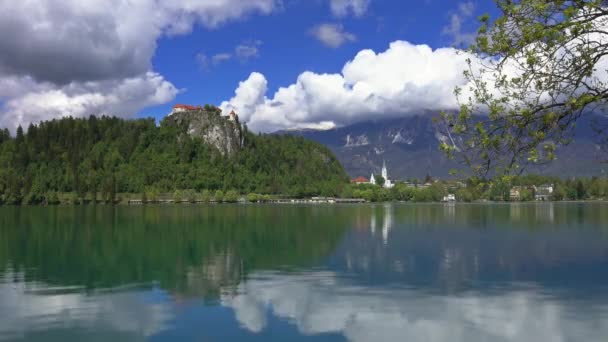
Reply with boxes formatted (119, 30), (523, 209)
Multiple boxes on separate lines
(0, 114), (348, 204)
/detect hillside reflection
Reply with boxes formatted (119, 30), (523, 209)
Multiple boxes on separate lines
(0, 205), (352, 296)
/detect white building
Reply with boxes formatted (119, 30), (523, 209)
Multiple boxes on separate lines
(227, 110), (238, 121)
(370, 161), (394, 189)
(442, 194), (456, 202)
(382, 161), (394, 189)
(534, 184), (554, 201)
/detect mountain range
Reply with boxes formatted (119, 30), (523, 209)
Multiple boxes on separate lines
(279, 114), (608, 180)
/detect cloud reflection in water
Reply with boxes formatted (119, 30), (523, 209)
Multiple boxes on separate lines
(222, 270), (608, 342)
(0, 273), (171, 341)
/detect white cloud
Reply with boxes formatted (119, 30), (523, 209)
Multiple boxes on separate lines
(442, 1), (477, 47)
(196, 52), (233, 70)
(330, 0), (371, 17)
(196, 53), (210, 70)
(1, 72), (178, 131)
(0, 0), (278, 130)
(236, 41), (263, 61)
(221, 72), (268, 124)
(310, 23), (357, 48)
(0, 0), (276, 84)
(212, 53), (233, 65)
(221, 40), (475, 132)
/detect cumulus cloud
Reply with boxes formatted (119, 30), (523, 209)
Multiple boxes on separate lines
(0, 0), (276, 85)
(221, 40), (476, 132)
(330, 0), (371, 17)
(0, 0), (277, 130)
(0, 72), (178, 131)
(221, 72), (268, 124)
(310, 23), (357, 48)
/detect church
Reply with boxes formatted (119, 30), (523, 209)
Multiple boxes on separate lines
(370, 161), (394, 189)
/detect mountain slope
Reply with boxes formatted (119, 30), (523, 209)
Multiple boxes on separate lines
(280, 115), (608, 179)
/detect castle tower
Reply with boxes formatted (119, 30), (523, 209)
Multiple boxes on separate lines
(228, 110), (238, 121)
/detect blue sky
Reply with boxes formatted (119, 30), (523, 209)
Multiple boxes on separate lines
(151, 0), (495, 118)
(0, 0), (499, 132)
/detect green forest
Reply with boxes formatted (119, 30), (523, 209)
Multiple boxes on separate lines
(0, 114), (349, 205)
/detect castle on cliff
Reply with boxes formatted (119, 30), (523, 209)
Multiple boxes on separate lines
(170, 104), (238, 122)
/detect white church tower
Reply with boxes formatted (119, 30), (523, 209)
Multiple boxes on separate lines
(382, 160), (394, 189)
(382, 161), (388, 180)
(369, 161), (394, 188)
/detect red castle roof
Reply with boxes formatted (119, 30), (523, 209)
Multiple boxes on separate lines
(173, 104), (202, 111)
(352, 176), (369, 183)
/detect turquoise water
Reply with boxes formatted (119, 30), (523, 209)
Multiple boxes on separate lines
(1, 203), (607, 341)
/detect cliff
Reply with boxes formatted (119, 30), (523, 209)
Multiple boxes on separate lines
(164, 108), (243, 157)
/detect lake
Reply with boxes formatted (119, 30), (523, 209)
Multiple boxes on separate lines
(1, 203), (608, 341)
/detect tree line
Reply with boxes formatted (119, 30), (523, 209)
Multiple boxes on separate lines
(0, 114), (349, 205)
(342, 174), (608, 203)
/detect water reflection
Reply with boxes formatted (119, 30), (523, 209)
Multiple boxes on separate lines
(0, 204), (607, 341)
(0, 271), (171, 341)
(369, 204), (394, 244)
(223, 270), (608, 342)
(510, 202), (556, 223)
(333, 205), (608, 292)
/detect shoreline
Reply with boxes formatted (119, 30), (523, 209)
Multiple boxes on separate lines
(1, 199), (606, 208)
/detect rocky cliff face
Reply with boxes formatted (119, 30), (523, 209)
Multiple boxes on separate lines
(164, 109), (243, 157)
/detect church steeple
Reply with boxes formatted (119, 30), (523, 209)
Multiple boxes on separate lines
(381, 160), (388, 180)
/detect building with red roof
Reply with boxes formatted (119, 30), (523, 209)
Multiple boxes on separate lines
(352, 176), (369, 184)
(172, 104), (202, 114)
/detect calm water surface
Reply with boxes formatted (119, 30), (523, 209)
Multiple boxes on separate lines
(1, 203), (608, 341)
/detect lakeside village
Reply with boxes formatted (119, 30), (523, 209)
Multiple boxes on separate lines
(344, 162), (578, 203)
